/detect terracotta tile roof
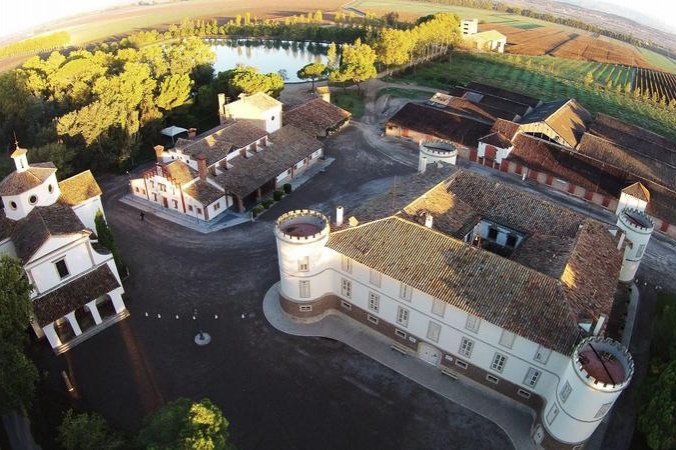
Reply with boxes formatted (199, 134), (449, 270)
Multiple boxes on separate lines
(508, 134), (625, 197)
(644, 183), (676, 225)
(175, 122), (267, 166)
(32, 264), (120, 327)
(521, 99), (592, 148)
(162, 160), (198, 185)
(466, 92), (532, 117)
(183, 180), (224, 206)
(444, 170), (586, 237)
(284, 97), (350, 136)
(214, 125), (321, 197)
(465, 82), (540, 107)
(387, 103), (492, 147)
(577, 133), (676, 188)
(0, 209), (17, 241)
(0, 162), (56, 196)
(590, 113), (676, 155)
(511, 233), (573, 279)
(328, 216), (582, 354)
(11, 203), (88, 262)
(479, 132), (512, 148)
(233, 92), (282, 112)
(491, 119), (520, 141)
(622, 182), (650, 202)
(443, 97), (504, 123)
(57, 170), (102, 206)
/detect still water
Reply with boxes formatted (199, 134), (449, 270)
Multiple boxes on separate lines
(210, 39), (329, 83)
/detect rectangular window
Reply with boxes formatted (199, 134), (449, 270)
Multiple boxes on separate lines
(560, 382), (572, 403)
(299, 280), (311, 298)
(152, 193), (158, 202)
(594, 402), (612, 419)
(341, 278), (352, 298)
(172, 199), (178, 209)
(369, 270), (381, 287)
(55, 259), (70, 279)
(399, 282), (412, 301)
(188, 205), (194, 212)
(486, 374), (499, 384)
(524, 368), (541, 388)
(465, 314), (481, 333)
(299, 305), (313, 312)
(534, 346), (551, 364)
(396, 307), (410, 327)
(159, 183), (167, 192)
(214, 202), (220, 210)
(636, 244), (645, 258)
(459, 337), (474, 358)
(197, 208), (202, 215)
(367, 314), (379, 325)
(491, 353), (507, 373)
(431, 299), (445, 317)
(499, 330), (516, 348)
(546, 404), (559, 425)
(149, 180), (155, 188)
(298, 256), (309, 272)
(368, 292), (380, 312)
(341, 301), (352, 310)
(341, 256), (352, 273)
(506, 234), (517, 247)
(395, 329), (407, 339)
(488, 227), (498, 240)
(427, 321), (441, 343)
(455, 360), (468, 369)
(517, 389), (532, 399)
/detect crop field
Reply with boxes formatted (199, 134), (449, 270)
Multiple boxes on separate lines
(635, 68), (676, 103)
(637, 48), (676, 73)
(392, 51), (676, 140)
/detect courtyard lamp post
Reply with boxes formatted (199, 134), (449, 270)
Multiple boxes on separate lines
(193, 306), (211, 346)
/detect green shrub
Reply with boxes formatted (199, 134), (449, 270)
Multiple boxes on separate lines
(273, 190), (284, 201)
(252, 206), (264, 217)
(283, 183), (292, 194)
(261, 199), (273, 209)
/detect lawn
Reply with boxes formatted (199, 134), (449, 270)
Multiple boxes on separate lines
(393, 51), (676, 140)
(333, 90), (366, 117)
(377, 87), (431, 99)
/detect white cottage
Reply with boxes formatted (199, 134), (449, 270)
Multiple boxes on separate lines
(0, 147), (127, 354)
(273, 170), (642, 449)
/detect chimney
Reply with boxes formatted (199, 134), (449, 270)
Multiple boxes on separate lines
(156, 163), (163, 177)
(154, 145), (165, 163)
(418, 155), (427, 174)
(424, 212), (433, 228)
(218, 93), (227, 124)
(196, 154), (207, 182)
(336, 205), (344, 227)
(593, 315), (606, 336)
(617, 231), (626, 250)
(188, 128), (197, 138)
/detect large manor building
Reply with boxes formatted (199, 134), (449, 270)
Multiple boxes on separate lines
(0, 148), (127, 354)
(386, 81), (676, 239)
(273, 166), (652, 449)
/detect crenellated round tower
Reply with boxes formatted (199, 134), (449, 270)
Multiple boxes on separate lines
(537, 337), (634, 447)
(275, 210), (330, 301)
(418, 139), (457, 173)
(616, 208), (653, 282)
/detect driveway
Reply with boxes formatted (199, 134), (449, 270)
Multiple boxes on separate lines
(32, 123), (513, 450)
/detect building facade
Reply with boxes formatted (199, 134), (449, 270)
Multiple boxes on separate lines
(0, 148), (127, 354)
(273, 170), (640, 449)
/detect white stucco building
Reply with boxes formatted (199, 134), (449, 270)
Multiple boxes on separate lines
(272, 169), (640, 449)
(0, 147), (127, 354)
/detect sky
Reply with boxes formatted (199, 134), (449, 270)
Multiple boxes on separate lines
(0, 0), (674, 39)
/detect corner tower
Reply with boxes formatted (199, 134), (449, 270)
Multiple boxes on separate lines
(616, 208), (653, 282)
(536, 337), (634, 447)
(275, 210), (330, 306)
(418, 139), (458, 173)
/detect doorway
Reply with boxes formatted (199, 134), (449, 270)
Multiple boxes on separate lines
(418, 342), (441, 366)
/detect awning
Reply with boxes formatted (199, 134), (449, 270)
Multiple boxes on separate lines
(161, 125), (188, 137)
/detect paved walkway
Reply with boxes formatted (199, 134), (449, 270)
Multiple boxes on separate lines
(118, 157), (335, 233)
(263, 283), (536, 450)
(2, 411), (40, 450)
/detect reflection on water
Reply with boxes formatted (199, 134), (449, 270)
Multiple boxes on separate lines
(210, 39), (329, 82)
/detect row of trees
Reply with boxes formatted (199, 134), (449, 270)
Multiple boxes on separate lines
(58, 398), (233, 450)
(0, 31), (70, 59)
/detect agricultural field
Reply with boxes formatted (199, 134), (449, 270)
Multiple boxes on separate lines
(391, 51), (676, 140)
(637, 48), (676, 73)
(635, 68), (676, 103)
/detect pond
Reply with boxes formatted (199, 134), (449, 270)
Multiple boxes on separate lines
(209, 39), (329, 83)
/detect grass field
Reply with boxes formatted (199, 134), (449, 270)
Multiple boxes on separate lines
(333, 90), (365, 117)
(377, 87), (431, 99)
(637, 48), (676, 73)
(391, 51), (676, 140)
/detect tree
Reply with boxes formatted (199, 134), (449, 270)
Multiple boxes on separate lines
(326, 42), (338, 70)
(584, 71), (594, 86)
(58, 410), (125, 450)
(0, 255), (38, 412)
(375, 28), (414, 69)
(297, 62), (327, 90)
(137, 398), (232, 450)
(329, 39), (377, 94)
(156, 74), (192, 111)
(217, 66), (284, 98)
(95, 210), (125, 275)
(639, 360), (676, 449)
